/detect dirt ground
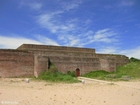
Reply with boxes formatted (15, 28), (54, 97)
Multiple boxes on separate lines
(0, 78), (140, 105)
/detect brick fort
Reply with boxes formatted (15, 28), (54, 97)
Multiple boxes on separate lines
(0, 44), (129, 77)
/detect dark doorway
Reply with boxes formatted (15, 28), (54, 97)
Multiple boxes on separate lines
(76, 68), (80, 77)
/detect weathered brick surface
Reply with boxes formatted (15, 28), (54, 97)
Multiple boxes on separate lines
(0, 50), (34, 77)
(47, 56), (100, 74)
(96, 54), (129, 72)
(34, 55), (48, 77)
(0, 44), (129, 77)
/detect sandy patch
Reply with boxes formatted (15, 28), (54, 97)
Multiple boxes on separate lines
(0, 78), (140, 105)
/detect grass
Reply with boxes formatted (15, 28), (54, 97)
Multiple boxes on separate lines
(37, 57), (140, 82)
(38, 71), (79, 83)
(82, 58), (140, 81)
(37, 63), (79, 83)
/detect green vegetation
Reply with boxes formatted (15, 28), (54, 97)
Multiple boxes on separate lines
(83, 57), (140, 81)
(38, 62), (79, 83)
(38, 71), (79, 83)
(130, 57), (140, 62)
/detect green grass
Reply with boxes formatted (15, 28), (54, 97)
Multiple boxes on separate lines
(37, 63), (79, 83)
(37, 57), (140, 82)
(38, 71), (79, 83)
(116, 61), (140, 79)
(83, 59), (140, 81)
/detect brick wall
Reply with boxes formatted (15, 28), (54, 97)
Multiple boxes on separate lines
(34, 55), (48, 77)
(47, 56), (100, 74)
(0, 50), (34, 77)
(96, 54), (129, 72)
(0, 44), (130, 77)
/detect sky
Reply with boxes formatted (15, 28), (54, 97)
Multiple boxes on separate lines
(0, 0), (140, 59)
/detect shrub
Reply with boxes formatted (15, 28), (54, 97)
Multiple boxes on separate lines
(67, 71), (76, 77)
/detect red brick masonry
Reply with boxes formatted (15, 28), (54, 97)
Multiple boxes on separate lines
(0, 44), (129, 77)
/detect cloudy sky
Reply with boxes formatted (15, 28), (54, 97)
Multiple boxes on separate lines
(0, 0), (140, 58)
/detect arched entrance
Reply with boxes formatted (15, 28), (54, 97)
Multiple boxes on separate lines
(75, 68), (80, 77)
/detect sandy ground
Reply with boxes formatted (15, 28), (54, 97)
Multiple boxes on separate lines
(0, 78), (140, 105)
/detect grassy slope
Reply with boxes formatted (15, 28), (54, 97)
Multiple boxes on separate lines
(116, 61), (140, 78)
(83, 60), (140, 81)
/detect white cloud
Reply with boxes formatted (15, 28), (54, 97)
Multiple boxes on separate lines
(0, 35), (59, 49)
(59, 35), (81, 46)
(65, 38), (80, 46)
(60, 0), (83, 11)
(35, 35), (59, 46)
(33, 0), (119, 47)
(37, 12), (76, 33)
(97, 46), (140, 59)
(35, 2), (120, 46)
(62, 3), (79, 11)
(85, 29), (119, 45)
(35, 0), (83, 34)
(97, 46), (118, 54)
(93, 29), (118, 43)
(57, 28), (119, 47)
(0, 35), (42, 49)
(36, 7), (119, 47)
(37, 14), (54, 32)
(120, 47), (140, 59)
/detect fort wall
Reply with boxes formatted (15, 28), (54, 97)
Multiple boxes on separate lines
(47, 56), (100, 74)
(34, 55), (48, 78)
(17, 44), (95, 53)
(0, 44), (129, 77)
(0, 50), (34, 77)
(96, 54), (129, 72)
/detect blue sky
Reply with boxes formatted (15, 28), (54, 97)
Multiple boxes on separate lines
(0, 0), (140, 58)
